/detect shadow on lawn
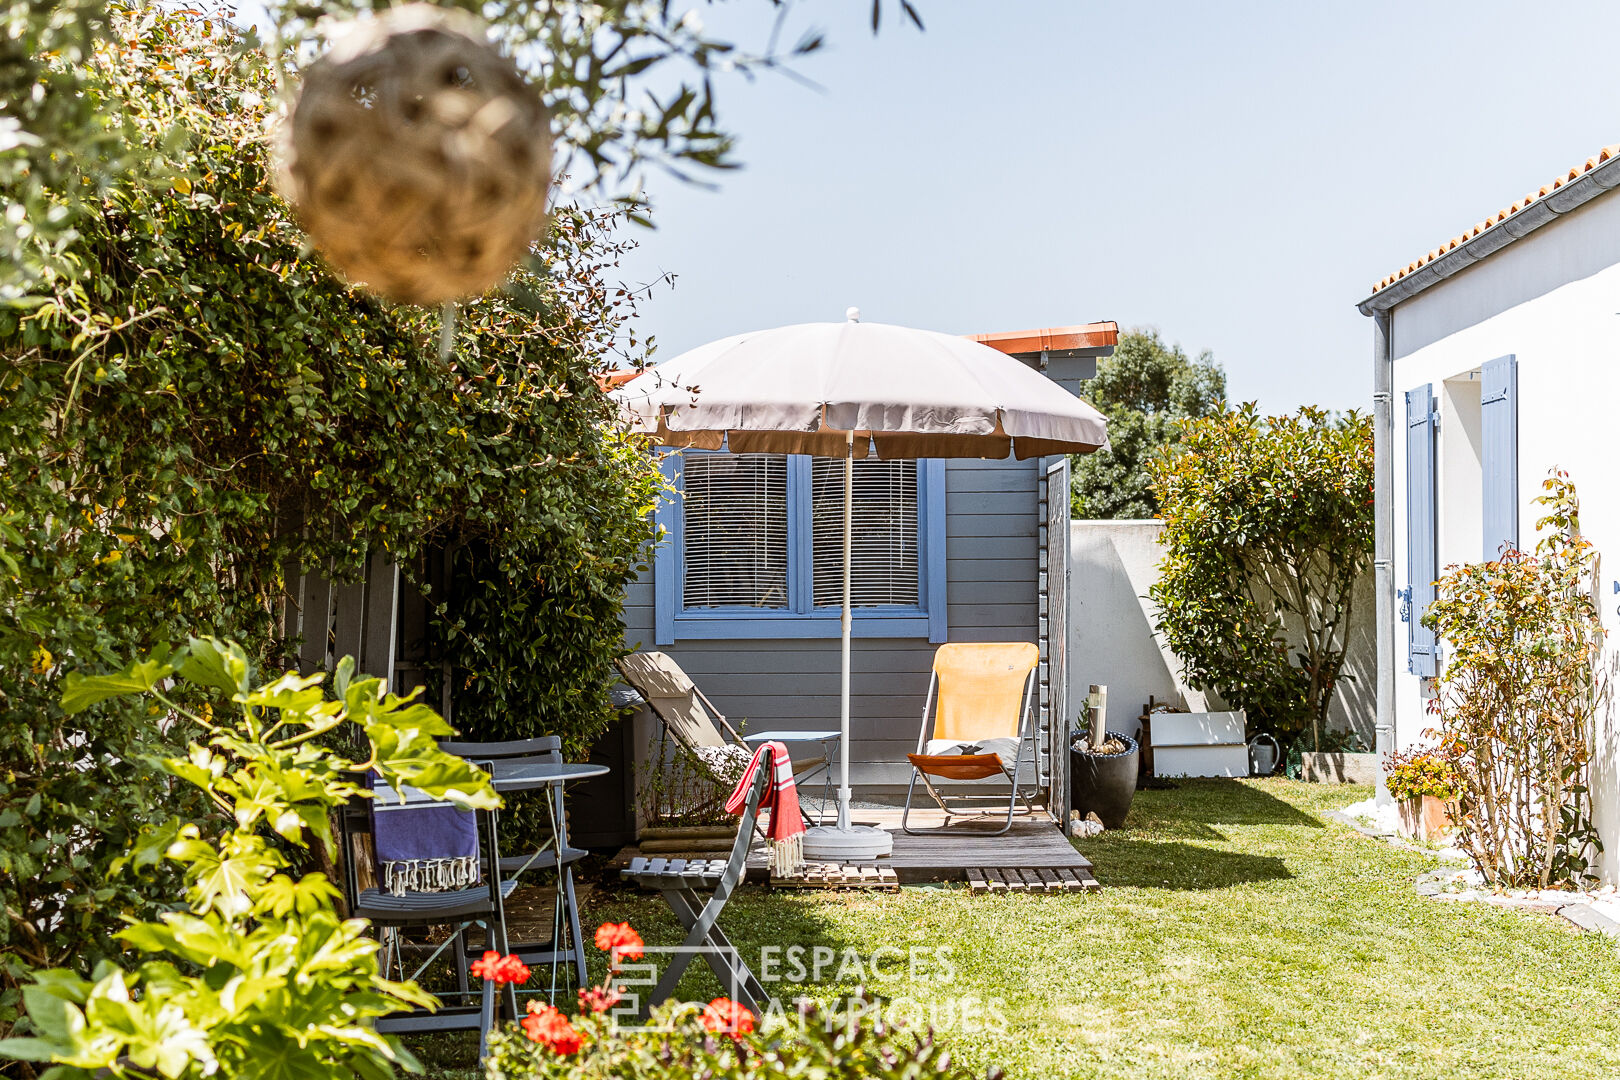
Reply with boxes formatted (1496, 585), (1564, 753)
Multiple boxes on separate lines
(1079, 838), (1293, 890)
(1128, 778), (1324, 834)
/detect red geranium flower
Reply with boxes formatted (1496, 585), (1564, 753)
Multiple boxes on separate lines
(521, 1002), (584, 1054)
(701, 997), (755, 1040)
(469, 950), (531, 986)
(577, 984), (622, 1014)
(593, 921), (644, 962)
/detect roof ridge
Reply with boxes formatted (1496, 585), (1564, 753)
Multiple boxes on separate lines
(1371, 143), (1620, 293)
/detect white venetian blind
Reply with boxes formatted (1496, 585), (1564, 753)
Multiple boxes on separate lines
(681, 454), (790, 608)
(811, 459), (919, 608)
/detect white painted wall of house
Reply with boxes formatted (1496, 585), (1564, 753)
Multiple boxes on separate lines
(1386, 187), (1620, 881)
(1068, 520), (1374, 748)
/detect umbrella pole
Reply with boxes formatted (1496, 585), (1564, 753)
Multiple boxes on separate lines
(801, 430), (892, 862)
(838, 431), (853, 831)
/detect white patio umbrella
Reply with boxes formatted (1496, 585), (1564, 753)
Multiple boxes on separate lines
(613, 308), (1109, 859)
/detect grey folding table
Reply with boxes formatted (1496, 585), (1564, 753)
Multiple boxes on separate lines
(489, 760), (608, 1000)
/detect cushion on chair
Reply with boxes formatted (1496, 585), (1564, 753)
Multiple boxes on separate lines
(924, 736), (1021, 768)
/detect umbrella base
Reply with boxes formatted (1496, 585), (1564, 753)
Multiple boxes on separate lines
(801, 824), (893, 860)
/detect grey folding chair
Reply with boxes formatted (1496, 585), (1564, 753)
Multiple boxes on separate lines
(339, 781), (517, 1060)
(620, 759), (770, 1015)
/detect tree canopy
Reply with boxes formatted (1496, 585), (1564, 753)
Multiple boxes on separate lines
(1071, 329), (1225, 519)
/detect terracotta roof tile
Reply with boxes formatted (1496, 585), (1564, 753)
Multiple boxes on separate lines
(1371, 144), (1620, 293)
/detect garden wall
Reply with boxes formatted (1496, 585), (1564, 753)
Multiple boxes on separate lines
(1068, 519), (1375, 748)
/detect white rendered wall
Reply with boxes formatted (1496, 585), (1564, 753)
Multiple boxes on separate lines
(1069, 520), (1375, 747)
(1068, 521), (1192, 738)
(1388, 243), (1620, 881)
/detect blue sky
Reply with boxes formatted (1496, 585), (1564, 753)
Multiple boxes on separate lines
(596, 0), (1620, 412)
(243, 1), (1620, 411)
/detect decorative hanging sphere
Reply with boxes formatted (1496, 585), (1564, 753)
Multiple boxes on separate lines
(276, 4), (552, 307)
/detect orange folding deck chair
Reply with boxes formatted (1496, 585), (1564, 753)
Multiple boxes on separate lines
(902, 642), (1041, 835)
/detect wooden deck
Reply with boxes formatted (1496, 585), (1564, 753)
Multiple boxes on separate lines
(743, 808), (1092, 886)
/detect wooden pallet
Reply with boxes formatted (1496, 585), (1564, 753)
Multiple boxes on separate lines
(770, 863), (901, 891)
(965, 867), (1099, 894)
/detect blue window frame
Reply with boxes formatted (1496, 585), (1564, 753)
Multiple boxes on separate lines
(653, 451), (947, 644)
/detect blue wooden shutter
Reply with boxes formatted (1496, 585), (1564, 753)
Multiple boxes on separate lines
(1405, 384), (1439, 677)
(1480, 354), (1518, 560)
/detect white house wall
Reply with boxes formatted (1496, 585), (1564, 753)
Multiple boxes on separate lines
(1387, 195), (1620, 881)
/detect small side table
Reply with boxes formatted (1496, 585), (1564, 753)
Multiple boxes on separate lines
(490, 760), (609, 999)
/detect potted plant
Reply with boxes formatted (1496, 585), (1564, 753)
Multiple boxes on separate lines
(1384, 748), (1462, 842)
(1069, 685), (1140, 829)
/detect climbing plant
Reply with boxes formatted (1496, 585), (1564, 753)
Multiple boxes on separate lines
(0, 6), (660, 1038)
(1148, 405), (1373, 745)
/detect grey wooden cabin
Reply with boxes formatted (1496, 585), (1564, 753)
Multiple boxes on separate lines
(620, 322), (1116, 806)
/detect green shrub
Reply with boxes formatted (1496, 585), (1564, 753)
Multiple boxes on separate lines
(1148, 405), (1373, 745)
(0, 638), (498, 1080)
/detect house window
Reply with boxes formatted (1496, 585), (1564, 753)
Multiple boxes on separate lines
(681, 454), (790, 609)
(654, 451), (946, 643)
(810, 459), (919, 608)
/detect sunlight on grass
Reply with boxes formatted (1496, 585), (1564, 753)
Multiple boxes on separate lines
(574, 779), (1620, 1080)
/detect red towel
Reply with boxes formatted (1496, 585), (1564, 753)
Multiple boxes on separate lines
(725, 742), (805, 876)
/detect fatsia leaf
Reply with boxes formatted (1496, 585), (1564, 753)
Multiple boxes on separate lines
(59, 651), (176, 714)
(0, 1037), (62, 1062)
(20, 986), (84, 1042)
(176, 636), (252, 698)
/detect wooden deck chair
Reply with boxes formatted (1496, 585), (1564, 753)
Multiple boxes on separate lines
(616, 651), (837, 821)
(620, 760), (770, 1015)
(902, 642), (1042, 836)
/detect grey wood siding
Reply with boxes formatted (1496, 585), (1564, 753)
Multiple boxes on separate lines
(620, 456), (1039, 791)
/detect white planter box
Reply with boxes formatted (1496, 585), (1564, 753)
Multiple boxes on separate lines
(1153, 744), (1250, 778)
(1150, 710), (1247, 747)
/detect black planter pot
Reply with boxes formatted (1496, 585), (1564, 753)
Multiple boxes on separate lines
(1070, 733), (1140, 830)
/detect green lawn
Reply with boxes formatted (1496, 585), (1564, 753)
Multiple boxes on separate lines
(567, 779), (1620, 1079)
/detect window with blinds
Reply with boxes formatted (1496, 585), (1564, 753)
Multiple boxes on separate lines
(681, 454), (790, 608)
(810, 459), (919, 607)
